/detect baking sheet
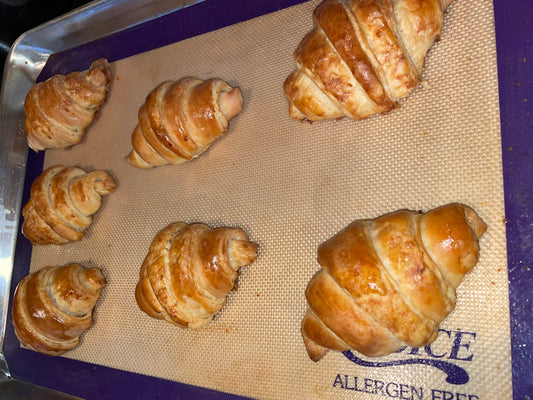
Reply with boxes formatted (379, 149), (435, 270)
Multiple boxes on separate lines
(4, 0), (527, 398)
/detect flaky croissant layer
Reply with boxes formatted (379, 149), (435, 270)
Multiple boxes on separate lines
(22, 165), (116, 245)
(284, 0), (453, 122)
(301, 203), (486, 361)
(24, 58), (112, 151)
(126, 77), (244, 169)
(12, 264), (106, 356)
(136, 222), (259, 329)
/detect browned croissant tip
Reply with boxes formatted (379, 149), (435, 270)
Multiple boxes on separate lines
(462, 204), (487, 237)
(303, 334), (328, 362)
(80, 267), (107, 291)
(125, 151), (153, 169)
(92, 171), (117, 195)
(87, 58), (112, 83)
(228, 239), (259, 270)
(219, 87), (244, 121)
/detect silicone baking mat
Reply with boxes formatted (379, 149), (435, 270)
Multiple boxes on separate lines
(6, 0), (530, 399)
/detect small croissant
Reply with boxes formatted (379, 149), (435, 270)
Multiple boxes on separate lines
(24, 58), (112, 151)
(22, 165), (116, 245)
(284, 0), (453, 122)
(302, 203), (486, 361)
(12, 263), (106, 356)
(126, 77), (243, 169)
(136, 222), (259, 328)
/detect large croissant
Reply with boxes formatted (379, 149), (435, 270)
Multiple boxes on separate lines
(22, 165), (116, 245)
(126, 77), (243, 169)
(135, 222), (259, 328)
(284, 0), (454, 122)
(24, 58), (112, 151)
(12, 263), (106, 356)
(301, 203), (486, 361)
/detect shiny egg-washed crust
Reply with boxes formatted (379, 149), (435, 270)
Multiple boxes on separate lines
(126, 77), (244, 169)
(135, 222), (259, 329)
(284, 0), (453, 121)
(12, 263), (106, 356)
(24, 58), (112, 151)
(301, 203), (486, 361)
(22, 165), (116, 245)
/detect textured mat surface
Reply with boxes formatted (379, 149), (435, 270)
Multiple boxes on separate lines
(26, 0), (509, 398)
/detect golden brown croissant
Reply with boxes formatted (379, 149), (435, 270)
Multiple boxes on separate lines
(24, 58), (112, 151)
(22, 165), (116, 245)
(284, 0), (454, 122)
(135, 222), (259, 328)
(126, 77), (243, 169)
(301, 203), (486, 361)
(12, 263), (106, 356)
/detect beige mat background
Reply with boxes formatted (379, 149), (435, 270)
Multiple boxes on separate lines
(28, 0), (510, 398)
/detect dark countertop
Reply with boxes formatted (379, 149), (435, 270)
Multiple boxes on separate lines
(0, 0), (92, 83)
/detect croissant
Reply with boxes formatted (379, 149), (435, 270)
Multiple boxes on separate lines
(126, 77), (243, 169)
(22, 165), (116, 245)
(12, 263), (106, 356)
(24, 58), (112, 151)
(284, 0), (454, 122)
(301, 203), (486, 361)
(135, 222), (259, 328)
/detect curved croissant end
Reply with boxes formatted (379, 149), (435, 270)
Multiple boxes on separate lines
(126, 77), (244, 169)
(135, 222), (259, 329)
(22, 165), (117, 245)
(24, 58), (112, 151)
(12, 263), (106, 356)
(302, 203), (486, 361)
(284, 0), (453, 122)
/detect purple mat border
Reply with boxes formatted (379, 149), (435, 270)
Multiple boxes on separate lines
(5, 0), (533, 399)
(494, 0), (533, 399)
(38, 0), (310, 80)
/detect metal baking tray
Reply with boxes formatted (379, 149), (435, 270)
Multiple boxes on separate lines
(0, 0), (531, 398)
